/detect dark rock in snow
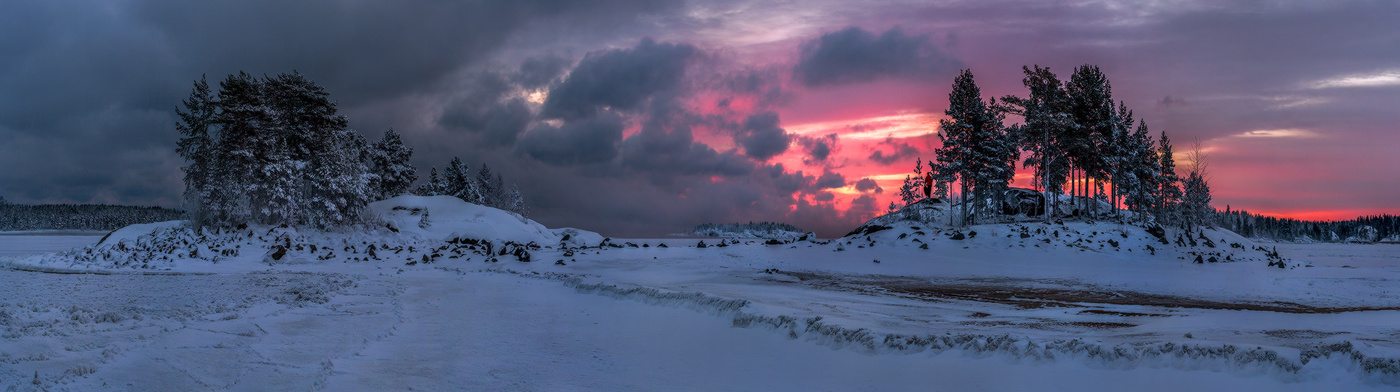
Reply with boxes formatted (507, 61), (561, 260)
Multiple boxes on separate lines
(1146, 225), (1167, 244)
(268, 245), (287, 261)
(844, 224), (893, 237)
(1001, 187), (1046, 216)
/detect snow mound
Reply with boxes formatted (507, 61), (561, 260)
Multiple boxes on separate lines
(369, 195), (559, 245)
(96, 220), (187, 246)
(839, 218), (1291, 267)
(551, 227), (606, 248)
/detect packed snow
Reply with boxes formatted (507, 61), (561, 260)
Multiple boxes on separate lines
(2, 197), (1399, 391)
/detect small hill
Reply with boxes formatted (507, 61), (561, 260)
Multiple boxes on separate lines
(10, 195), (604, 272)
(844, 193), (1291, 268)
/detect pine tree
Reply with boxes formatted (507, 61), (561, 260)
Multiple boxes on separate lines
(1156, 131), (1183, 225)
(897, 158), (925, 207)
(505, 183), (526, 216)
(443, 157), (482, 204)
(415, 167), (442, 196)
(1180, 140), (1212, 230)
(369, 129), (417, 200)
(175, 76), (219, 225)
(1123, 120), (1161, 219)
(212, 72), (267, 226)
(1066, 65), (1115, 218)
(1001, 66), (1072, 221)
(1182, 171), (1212, 230)
(935, 69), (1009, 225)
(175, 71), (381, 228)
(476, 164), (498, 207)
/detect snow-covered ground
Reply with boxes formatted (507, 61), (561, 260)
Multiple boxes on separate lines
(2, 199), (1399, 391)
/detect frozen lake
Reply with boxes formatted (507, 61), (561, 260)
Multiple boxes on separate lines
(4, 228), (1400, 391)
(0, 231), (106, 257)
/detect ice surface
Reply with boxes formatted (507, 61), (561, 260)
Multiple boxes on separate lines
(3, 205), (1400, 390)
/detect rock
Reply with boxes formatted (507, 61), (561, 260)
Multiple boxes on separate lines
(268, 245), (287, 261)
(1146, 225), (1168, 244)
(844, 224), (893, 237)
(1001, 187), (1046, 216)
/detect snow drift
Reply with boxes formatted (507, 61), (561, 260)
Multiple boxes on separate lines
(369, 195), (563, 244)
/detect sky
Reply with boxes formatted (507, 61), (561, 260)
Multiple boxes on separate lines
(1, 0), (1398, 237)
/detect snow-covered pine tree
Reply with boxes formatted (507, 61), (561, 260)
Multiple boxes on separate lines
(212, 72), (268, 226)
(1124, 120), (1161, 219)
(306, 130), (371, 228)
(415, 167), (442, 196)
(1181, 140), (1212, 230)
(1001, 65), (1072, 221)
(1182, 170), (1211, 230)
(1107, 101), (1134, 215)
(178, 71), (382, 228)
(1066, 65), (1115, 218)
(370, 129), (417, 200)
(1156, 131), (1183, 226)
(491, 173), (506, 209)
(175, 76), (219, 225)
(505, 183), (526, 216)
(444, 157), (482, 204)
(475, 164), (501, 208)
(983, 99), (1017, 222)
(897, 157), (925, 207)
(936, 69), (1006, 225)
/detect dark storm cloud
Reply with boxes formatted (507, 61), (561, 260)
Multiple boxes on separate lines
(515, 54), (572, 90)
(0, 0), (681, 207)
(517, 111), (626, 166)
(735, 111), (792, 160)
(846, 194), (879, 220)
(438, 72), (532, 145)
(813, 171), (846, 190)
(797, 134), (839, 164)
(130, 0), (684, 103)
(619, 123), (754, 177)
(868, 136), (922, 165)
(540, 38), (697, 119)
(854, 178), (883, 194)
(767, 164), (815, 196)
(793, 26), (962, 87)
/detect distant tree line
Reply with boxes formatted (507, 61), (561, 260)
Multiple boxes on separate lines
(901, 65), (1211, 229)
(0, 203), (184, 231)
(412, 157), (526, 216)
(1213, 209), (1400, 243)
(693, 222), (807, 236)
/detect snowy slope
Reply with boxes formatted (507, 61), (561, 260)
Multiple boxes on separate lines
(369, 195), (561, 244)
